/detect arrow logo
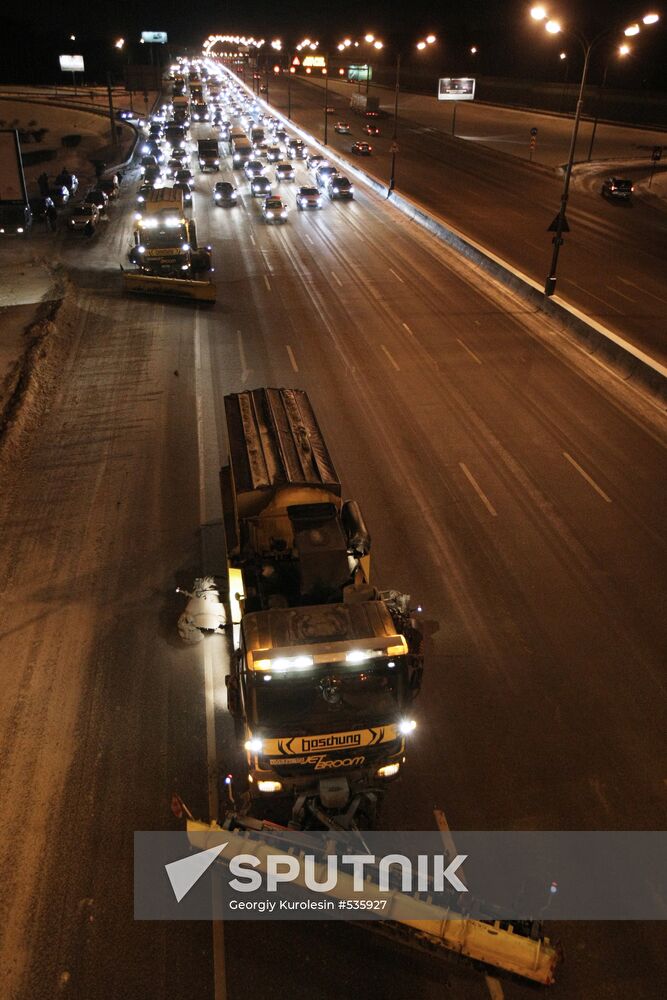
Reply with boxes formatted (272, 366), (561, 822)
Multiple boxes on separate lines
(165, 842), (228, 902)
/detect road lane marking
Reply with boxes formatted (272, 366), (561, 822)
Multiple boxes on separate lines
(617, 276), (667, 306)
(249, 233), (256, 246)
(606, 285), (636, 303)
(304, 234), (314, 245)
(459, 463), (498, 517)
(204, 637), (227, 1000)
(523, 239), (544, 253)
(380, 344), (400, 371)
(563, 452), (612, 503)
(263, 274), (271, 292)
(402, 322), (414, 335)
(194, 314), (206, 525)
(389, 267), (405, 283)
(236, 329), (250, 382)
(331, 271), (343, 287)
(286, 344), (299, 372)
(456, 338), (482, 365)
(565, 280), (623, 314)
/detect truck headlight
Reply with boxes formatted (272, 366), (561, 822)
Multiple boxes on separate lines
(137, 246), (146, 254)
(214, 159), (220, 165)
(376, 763), (400, 778)
(399, 719), (417, 735)
(257, 780), (282, 793)
(181, 243), (190, 252)
(245, 738), (263, 753)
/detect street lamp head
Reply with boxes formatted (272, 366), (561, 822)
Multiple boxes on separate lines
(374, 41), (383, 49)
(545, 19), (561, 34)
(624, 24), (640, 36)
(70, 34), (76, 41)
(337, 43), (344, 51)
(426, 34), (436, 44)
(559, 51), (566, 59)
(416, 41), (427, 50)
(471, 46), (478, 54)
(115, 38), (124, 50)
(643, 13), (659, 24)
(344, 39), (352, 47)
(364, 34), (375, 43)
(531, 6), (547, 20)
(619, 43), (631, 55)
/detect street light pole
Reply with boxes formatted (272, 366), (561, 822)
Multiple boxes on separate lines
(544, 41), (591, 297)
(388, 52), (401, 193)
(324, 61), (329, 145)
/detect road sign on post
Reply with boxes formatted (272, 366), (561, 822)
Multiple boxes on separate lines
(648, 145), (663, 188)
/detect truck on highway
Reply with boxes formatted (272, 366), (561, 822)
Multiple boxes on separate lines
(221, 387), (424, 828)
(0, 128), (32, 236)
(123, 187), (215, 301)
(349, 93), (380, 115)
(197, 138), (220, 172)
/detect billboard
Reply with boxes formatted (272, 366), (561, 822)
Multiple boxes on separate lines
(0, 130), (28, 203)
(302, 55), (326, 69)
(59, 55), (85, 73)
(438, 78), (476, 101)
(141, 31), (168, 44)
(348, 64), (372, 82)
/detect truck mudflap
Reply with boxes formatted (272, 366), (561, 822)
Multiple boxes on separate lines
(122, 269), (216, 302)
(185, 818), (561, 986)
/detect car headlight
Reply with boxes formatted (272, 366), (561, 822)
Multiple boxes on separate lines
(266, 211), (274, 217)
(245, 738), (263, 753)
(332, 187), (339, 193)
(214, 193), (221, 200)
(137, 196), (145, 203)
(137, 246), (146, 254)
(214, 159), (220, 165)
(281, 210), (287, 218)
(399, 719), (417, 735)
(376, 763), (400, 778)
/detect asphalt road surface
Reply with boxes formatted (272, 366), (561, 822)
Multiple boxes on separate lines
(266, 74), (667, 366)
(0, 85), (665, 1000)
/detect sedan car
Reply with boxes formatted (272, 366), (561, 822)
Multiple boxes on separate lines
(68, 203), (100, 231)
(296, 186), (323, 210)
(275, 129), (288, 143)
(263, 195), (288, 223)
(351, 141), (372, 156)
(173, 181), (193, 205)
(275, 162), (295, 182)
(175, 167), (193, 183)
(98, 177), (120, 201)
(171, 146), (190, 162)
(315, 165), (338, 189)
(251, 176), (272, 198)
(116, 108), (134, 120)
(136, 183), (153, 207)
(143, 165), (161, 186)
(266, 146), (281, 163)
(244, 159), (265, 179)
(601, 177), (634, 201)
(56, 171), (79, 194)
(140, 155), (158, 174)
(307, 153), (325, 171)
(334, 121), (351, 134)
(49, 185), (70, 206)
(84, 188), (109, 211)
(328, 175), (354, 200)
(363, 123), (380, 136)
(213, 181), (238, 206)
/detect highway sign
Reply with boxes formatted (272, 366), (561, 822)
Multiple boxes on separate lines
(141, 31), (168, 44)
(530, 127), (538, 136)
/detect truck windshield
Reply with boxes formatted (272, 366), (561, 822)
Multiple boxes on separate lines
(248, 660), (405, 734)
(142, 225), (187, 248)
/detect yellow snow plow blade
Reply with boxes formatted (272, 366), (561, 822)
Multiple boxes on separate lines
(122, 270), (216, 302)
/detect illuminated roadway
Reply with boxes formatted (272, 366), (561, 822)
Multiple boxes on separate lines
(0, 87), (665, 1000)
(269, 73), (667, 365)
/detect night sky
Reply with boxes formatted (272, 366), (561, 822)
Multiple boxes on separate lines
(2, 2), (665, 88)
